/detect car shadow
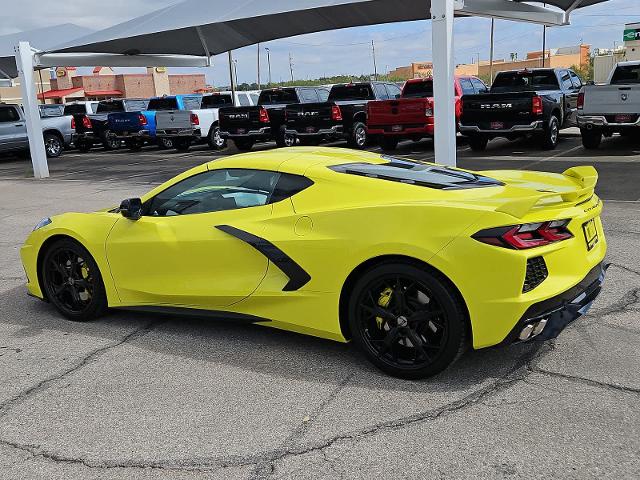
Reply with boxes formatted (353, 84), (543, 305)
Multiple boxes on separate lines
(1, 285), (542, 394)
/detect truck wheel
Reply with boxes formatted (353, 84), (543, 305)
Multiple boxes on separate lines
(174, 138), (191, 152)
(581, 128), (602, 150)
(102, 131), (120, 151)
(380, 137), (399, 151)
(157, 137), (174, 150)
(44, 133), (64, 158)
(348, 122), (367, 149)
(234, 139), (254, 151)
(276, 128), (296, 148)
(468, 135), (488, 152)
(541, 115), (560, 150)
(126, 139), (143, 152)
(208, 126), (227, 150)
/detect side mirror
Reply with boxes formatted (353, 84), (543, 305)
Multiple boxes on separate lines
(119, 198), (143, 220)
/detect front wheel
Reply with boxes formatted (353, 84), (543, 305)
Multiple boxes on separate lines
(208, 126), (227, 150)
(44, 133), (63, 158)
(348, 262), (467, 379)
(40, 238), (108, 322)
(348, 122), (368, 149)
(541, 115), (560, 150)
(581, 128), (602, 149)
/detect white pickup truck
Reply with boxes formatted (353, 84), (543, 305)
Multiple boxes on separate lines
(577, 61), (640, 149)
(155, 91), (259, 151)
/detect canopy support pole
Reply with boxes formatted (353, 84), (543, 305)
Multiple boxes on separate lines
(15, 41), (48, 179)
(431, 0), (457, 167)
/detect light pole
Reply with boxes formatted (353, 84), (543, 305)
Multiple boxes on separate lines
(542, 3), (547, 67)
(288, 52), (294, 82)
(228, 51), (236, 100)
(257, 42), (261, 90)
(265, 47), (272, 85)
(371, 40), (378, 80)
(233, 59), (239, 89)
(489, 18), (495, 84)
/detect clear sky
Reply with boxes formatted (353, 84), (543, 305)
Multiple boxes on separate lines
(1, 0), (639, 85)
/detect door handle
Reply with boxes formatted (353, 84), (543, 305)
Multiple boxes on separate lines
(15, 123), (25, 127)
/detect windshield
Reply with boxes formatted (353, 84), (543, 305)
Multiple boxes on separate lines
(329, 157), (502, 190)
(491, 71), (559, 92)
(402, 80), (434, 98)
(258, 89), (299, 105)
(147, 98), (179, 110)
(611, 65), (640, 85)
(329, 84), (374, 101)
(202, 94), (234, 108)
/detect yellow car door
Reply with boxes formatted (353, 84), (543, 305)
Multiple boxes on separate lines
(105, 168), (281, 310)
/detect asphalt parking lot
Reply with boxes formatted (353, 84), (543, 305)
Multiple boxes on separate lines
(0, 132), (639, 479)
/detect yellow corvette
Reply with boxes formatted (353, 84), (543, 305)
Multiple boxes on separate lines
(21, 147), (606, 378)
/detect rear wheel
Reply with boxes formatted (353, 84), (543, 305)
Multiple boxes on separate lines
(581, 128), (602, 150)
(276, 128), (296, 148)
(174, 138), (191, 152)
(541, 115), (560, 150)
(40, 238), (108, 322)
(208, 126), (227, 150)
(102, 131), (120, 150)
(348, 262), (467, 379)
(379, 136), (399, 151)
(44, 133), (64, 158)
(348, 122), (368, 149)
(468, 135), (488, 152)
(234, 139), (255, 151)
(157, 137), (174, 150)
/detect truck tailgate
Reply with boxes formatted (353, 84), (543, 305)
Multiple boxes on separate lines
(156, 111), (193, 131)
(462, 92), (535, 129)
(583, 85), (639, 116)
(108, 113), (144, 132)
(368, 99), (430, 126)
(285, 102), (334, 132)
(219, 106), (263, 133)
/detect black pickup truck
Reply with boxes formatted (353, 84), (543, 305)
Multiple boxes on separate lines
(218, 87), (329, 151)
(459, 68), (583, 151)
(285, 81), (402, 148)
(74, 99), (150, 152)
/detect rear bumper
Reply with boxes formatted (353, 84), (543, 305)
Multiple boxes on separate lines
(156, 128), (201, 138)
(111, 130), (151, 140)
(577, 115), (640, 128)
(500, 263), (606, 345)
(367, 124), (434, 137)
(220, 127), (271, 140)
(285, 125), (343, 138)
(460, 120), (544, 135)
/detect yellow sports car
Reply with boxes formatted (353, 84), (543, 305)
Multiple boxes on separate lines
(21, 147), (607, 378)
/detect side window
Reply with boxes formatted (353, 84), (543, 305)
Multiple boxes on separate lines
(471, 78), (488, 93)
(373, 83), (389, 99)
(386, 83), (402, 99)
(145, 169), (281, 217)
(0, 107), (20, 123)
(560, 71), (573, 91)
(569, 71), (583, 89)
(237, 94), (251, 106)
(459, 78), (475, 96)
(300, 89), (320, 103)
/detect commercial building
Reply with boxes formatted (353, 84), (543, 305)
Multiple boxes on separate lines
(593, 23), (640, 82)
(0, 68), (52, 103)
(37, 66), (207, 103)
(388, 62), (433, 80)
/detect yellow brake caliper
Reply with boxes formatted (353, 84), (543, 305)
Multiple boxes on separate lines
(376, 287), (393, 329)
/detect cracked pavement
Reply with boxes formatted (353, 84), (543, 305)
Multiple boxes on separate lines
(0, 143), (639, 479)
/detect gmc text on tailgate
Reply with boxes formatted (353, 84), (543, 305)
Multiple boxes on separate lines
(218, 87), (328, 151)
(285, 82), (401, 148)
(459, 68), (583, 151)
(367, 76), (487, 151)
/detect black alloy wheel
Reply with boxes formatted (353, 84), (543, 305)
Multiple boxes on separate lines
(581, 128), (602, 150)
(41, 239), (107, 322)
(348, 263), (466, 379)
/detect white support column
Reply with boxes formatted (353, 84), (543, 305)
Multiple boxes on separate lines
(431, 0), (457, 167)
(15, 42), (48, 179)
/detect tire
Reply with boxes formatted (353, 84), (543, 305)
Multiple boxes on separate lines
(581, 128), (602, 150)
(468, 135), (488, 152)
(40, 238), (108, 322)
(298, 137), (322, 146)
(348, 122), (368, 149)
(541, 115), (560, 150)
(234, 139), (255, 151)
(207, 126), (227, 150)
(276, 128), (296, 148)
(126, 138), (143, 152)
(102, 131), (120, 151)
(157, 137), (174, 150)
(44, 133), (63, 158)
(347, 262), (467, 379)
(76, 140), (92, 153)
(174, 138), (191, 152)
(380, 136), (399, 151)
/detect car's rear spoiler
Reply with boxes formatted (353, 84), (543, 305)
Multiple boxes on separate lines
(496, 166), (598, 218)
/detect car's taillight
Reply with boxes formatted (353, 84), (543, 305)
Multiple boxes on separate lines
(331, 105), (343, 121)
(473, 220), (573, 250)
(71, 117), (76, 129)
(82, 115), (92, 129)
(425, 100), (433, 117)
(190, 113), (200, 125)
(259, 107), (270, 123)
(532, 96), (543, 116)
(577, 92), (584, 110)
(139, 114), (148, 126)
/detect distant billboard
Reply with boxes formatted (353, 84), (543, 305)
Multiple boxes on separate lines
(624, 27), (640, 42)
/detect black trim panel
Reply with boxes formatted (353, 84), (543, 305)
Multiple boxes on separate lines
(216, 225), (311, 292)
(116, 306), (270, 323)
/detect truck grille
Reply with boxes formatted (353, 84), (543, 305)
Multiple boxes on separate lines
(524, 257), (548, 293)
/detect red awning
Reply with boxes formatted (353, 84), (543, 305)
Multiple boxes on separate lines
(84, 89), (123, 96)
(38, 87), (83, 100)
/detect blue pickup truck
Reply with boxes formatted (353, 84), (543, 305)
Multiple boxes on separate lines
(143, 95), (203, 148)
(75, 99), (150, 152)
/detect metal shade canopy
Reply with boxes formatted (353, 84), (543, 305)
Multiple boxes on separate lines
(46, 0), (605, 58)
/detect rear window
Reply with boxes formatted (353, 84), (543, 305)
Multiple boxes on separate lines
(123, 99), (150, 112)
(491, 71), (559, 92)
(202, 94), (234, 108)
(611, 65), (640, 85)
(147, 98), (179, 111)
(329, 84), (374, 101)
(403, 80), (434, 98)
(258, 89), (299, 105)
(64, 104), (87, 115)
(0, 106), (20, 123)
(39, 105), (64, 117)
(330, 157), (502, 190)
(96, 101), (125, 113)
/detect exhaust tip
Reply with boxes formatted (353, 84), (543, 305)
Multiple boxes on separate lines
(519, 324), (535, 341)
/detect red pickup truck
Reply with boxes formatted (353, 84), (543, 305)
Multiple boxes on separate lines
(367, 76), (488, 150)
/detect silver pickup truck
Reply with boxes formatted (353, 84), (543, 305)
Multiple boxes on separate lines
(577, 61), (640, 149)
(0, 103), (75, 158)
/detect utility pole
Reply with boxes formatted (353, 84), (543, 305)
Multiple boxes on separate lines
(265, 47), (272, 85)
(257, 43), (261, 90)
(228, 51), (236, 100)
(489, 18), (495, 84)
(542, 3), (547, 67)
(371, 40), (378, 80)
(288, 52), (294, 82)
(233, 59), (239, 89)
